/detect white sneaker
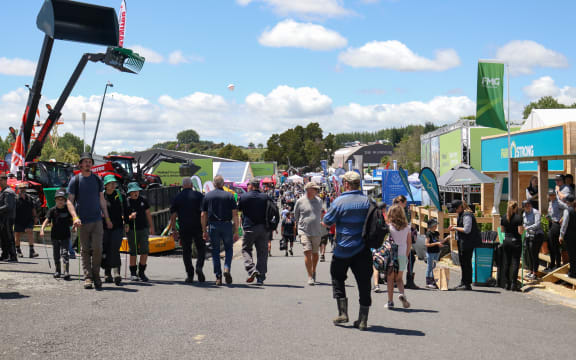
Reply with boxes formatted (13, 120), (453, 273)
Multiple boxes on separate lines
(385, 301), (394, 309)
(399, 294), (411, 309)
(308, 277), (315, 286)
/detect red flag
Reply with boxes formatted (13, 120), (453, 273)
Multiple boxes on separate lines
(11, 107), (38, 174)
(384, 162), (391, 170)
(118, 0), (127, 47)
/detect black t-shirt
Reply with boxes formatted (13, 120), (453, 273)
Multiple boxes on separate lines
(47, 206), (72, 240)
(127, 196), (150, 230)
(501, 213), (523, 241)
(426, 230), (440, 254)
(104, 190), (128, 230)
(202, 189), (237, 223)
(238, 190), (268, 229)
(282, 218), (295, 237)
(15, 194), (35, 225)
(170, 188), (204, 232)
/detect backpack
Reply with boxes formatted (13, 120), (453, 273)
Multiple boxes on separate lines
(372, 236), (399, 273)
(265, 197), (280, 232)
(362, 200), (389, 249)
(73, 173), (103, 204)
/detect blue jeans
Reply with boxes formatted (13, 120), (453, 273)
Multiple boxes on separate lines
(209, 222), (234, 277)
(426, 252), (440, 278)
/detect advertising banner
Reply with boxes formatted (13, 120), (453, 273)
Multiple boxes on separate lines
(476, 62), (506, 131)
(481, 126), (564, 172)
(439, 130), (462, 175)
(381, 170), (408, 205)
(420, 167), (442, 210)
(153, 159), (213, 185)
(398, 166), (414, 202)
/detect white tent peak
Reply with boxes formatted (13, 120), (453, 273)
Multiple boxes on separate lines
(521, 109), (576, 131)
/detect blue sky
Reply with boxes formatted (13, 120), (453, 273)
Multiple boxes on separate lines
(1, 0), (575, 153)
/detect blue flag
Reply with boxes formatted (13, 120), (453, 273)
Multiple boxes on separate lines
(320, 160), (328, 176)
(419, 167), (441, 210)
(398, 167), (413, 202)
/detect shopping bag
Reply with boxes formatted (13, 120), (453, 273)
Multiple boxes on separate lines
(279, 237), (287, 251)
(433, 267), (450, 291)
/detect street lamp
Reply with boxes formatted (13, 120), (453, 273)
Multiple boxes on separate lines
(90, 81), (113, 154)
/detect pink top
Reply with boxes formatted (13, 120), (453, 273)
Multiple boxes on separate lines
(389, 225), (411, 256)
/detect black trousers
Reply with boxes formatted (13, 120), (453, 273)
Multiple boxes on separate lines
(180, 229), (205, 275)
(0, 220), (16, 259)
(331, 248), (373, 307)
(502, 238), (522, 287)
(567, 236), (576, 277)
(458, 244), (474, 286)
(102, 228), (123, 269)
(548, 222), (562, 268)
(526, 233), (544, 273)
(52, 238), (70, 264)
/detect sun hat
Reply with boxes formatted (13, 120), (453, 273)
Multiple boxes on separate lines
(127, 182), (143, 194)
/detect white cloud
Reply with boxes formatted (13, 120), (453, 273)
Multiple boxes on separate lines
(168, 50), (204, 65)
(237, 0), (350, 18)
(0, 57), (36, 76)
(0, 86), (477, 153)
(259, 19), (347, 51)
(523, 76), (576, 105)
(339, 40), (460, 71)
(496, 40), (569, 76)
(130, 45), (164, 64)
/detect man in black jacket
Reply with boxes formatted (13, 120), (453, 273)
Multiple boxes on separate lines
(559, 195), (576, 278)
(0, 173), (18, 261)
(449, 200), (481, 290)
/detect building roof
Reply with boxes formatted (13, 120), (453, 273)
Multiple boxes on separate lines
(521, 109), (576, 131)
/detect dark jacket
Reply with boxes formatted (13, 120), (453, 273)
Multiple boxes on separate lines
(0, 186), (16, 221)
(456, 211), (481, 250)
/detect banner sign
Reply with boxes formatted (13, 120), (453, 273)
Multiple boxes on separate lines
(320, 160), (328, 176)
(398, 166), (414, 202)
(476, 62), (506, 131)
(381, 170), (408, 206)
(419, 167), (442, 210)
(481, 126), (564, 172)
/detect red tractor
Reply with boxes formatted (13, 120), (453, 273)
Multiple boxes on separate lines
(91, 155), (161, 190)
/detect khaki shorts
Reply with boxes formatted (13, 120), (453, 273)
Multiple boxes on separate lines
(301, 235), (322, 253)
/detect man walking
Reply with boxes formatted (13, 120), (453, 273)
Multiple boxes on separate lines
(239, 179), (269, 285)
(170, 178), (206, 283)
(201, 175), (239, 286)
(0, 173), (18, 261)
(67, 152), (113, 290)
(559, 195), (576, 278)
(294, 182), (323, 285)
(547, 189), (563, 270)
(322, 172), (372, 331)
(14, 183), (39, 258)
(449, 200), (481, 290)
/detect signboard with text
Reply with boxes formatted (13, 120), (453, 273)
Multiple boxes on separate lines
(381, 169), (408, 205)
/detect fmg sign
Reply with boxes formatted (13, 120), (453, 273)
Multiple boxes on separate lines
(481, 126), (564, 172)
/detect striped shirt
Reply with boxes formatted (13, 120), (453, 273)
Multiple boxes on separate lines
(323, 190), (370, 258)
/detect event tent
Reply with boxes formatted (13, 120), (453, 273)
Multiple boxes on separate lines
(521, 109), (576, 131)
(287, 175), (304, 184)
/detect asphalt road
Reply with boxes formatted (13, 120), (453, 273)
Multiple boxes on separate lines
(1, 240), (576, 360)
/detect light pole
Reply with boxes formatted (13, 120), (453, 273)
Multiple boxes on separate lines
(82, 112), (86, 152)
(90, 81), (113, 154)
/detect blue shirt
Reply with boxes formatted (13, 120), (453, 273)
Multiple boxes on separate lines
(202, 188), (237, 223)
(238, 190), (268, 229)
(322, 190), (370, 258)
(67, 173), (103, 224)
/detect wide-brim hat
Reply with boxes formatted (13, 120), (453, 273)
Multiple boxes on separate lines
(103, 175), (117, 186)
(304, 182), (320, 190)
(127, 182), (143, 193)
(79, 152), (93, 163)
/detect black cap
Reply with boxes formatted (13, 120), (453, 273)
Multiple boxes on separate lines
(250, 179), (260, 188)
(548, 188), (556, 196)
(555, 174), (565, 181)
(79, 152), (93, 163)
(522, 200), (531, 207)
(54, 188), (67, 199)
(566, 195), (575, 204)
(450, 199), (463, 210)
(427, 218), (438, 227)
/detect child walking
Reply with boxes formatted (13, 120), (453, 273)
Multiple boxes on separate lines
(425, 219), (449, 289)
(41, 189), (73, 280)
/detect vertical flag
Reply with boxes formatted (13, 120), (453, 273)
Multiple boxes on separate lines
(118, 0), (127, 47)
(419, 167), (442, 210)
(476, 62), (506, 131)
(320, 160), (328, 177)
(347, 159), (353, 171)
(10, 107), (36, 174)
(398, 167), (414, 202)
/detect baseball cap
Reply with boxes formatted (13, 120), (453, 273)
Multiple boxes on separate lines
(54, 188), (67, 199)
(342, 171), (361, 183)
(548, 188), (556, 195)
(555, 174), (565, 181)
(427, 218), (438, 227)
(304, 182), (320, 190)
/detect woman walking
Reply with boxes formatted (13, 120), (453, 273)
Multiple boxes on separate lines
(385, 205), (412, 309)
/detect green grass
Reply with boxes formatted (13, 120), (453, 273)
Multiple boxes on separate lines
(244, 148), (266, 162)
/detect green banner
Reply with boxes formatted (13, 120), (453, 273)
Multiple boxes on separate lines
(152, 159), (213, 186)
(250, 162), (275, 177)
(476, 62), (506, 131)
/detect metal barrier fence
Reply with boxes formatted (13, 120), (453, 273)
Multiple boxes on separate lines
(141, 186), (181, 212)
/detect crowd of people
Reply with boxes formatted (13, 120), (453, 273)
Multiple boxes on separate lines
(2, 151), (576, 331)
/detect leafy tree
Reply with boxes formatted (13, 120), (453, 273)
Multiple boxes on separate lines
(218, 144), (249, 161)
(59, 132), (89, 154)
(459, 115), (476, 120)
(257, 143), (264, 149)
(522, 96), (576, 119)
(176, 129), (200, 145)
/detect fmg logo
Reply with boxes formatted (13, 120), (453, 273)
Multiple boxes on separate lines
(482, 77), (500, 89)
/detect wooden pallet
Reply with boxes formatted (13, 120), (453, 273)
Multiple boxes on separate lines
(541, 264), (576, 290)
